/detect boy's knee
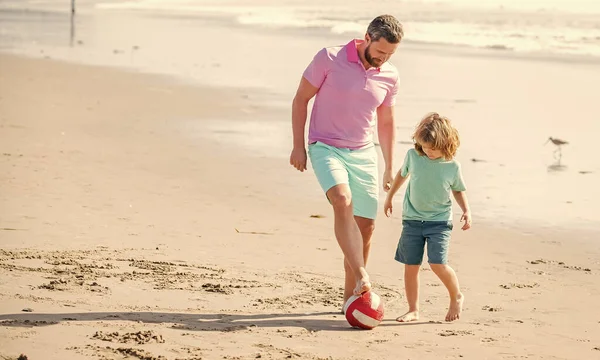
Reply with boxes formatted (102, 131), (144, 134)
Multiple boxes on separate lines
(404, 264), (421, 273)
(429, 263), (449, 272)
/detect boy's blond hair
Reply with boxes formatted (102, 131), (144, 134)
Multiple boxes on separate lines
(413, 112), (460, 160)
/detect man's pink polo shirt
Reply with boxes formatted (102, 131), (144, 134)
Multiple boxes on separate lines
(303, 39), (399, 150)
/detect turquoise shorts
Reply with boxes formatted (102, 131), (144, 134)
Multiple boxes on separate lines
(307, 141), (379, 219)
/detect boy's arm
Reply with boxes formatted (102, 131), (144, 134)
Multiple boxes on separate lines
(452, 191), (471, 230)
(383, 170), (409, 217)
(388, 171), (408, 198)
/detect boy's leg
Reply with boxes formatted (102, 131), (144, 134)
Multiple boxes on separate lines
(425, 221), (464, 322)
(397, 264), (420, 322)
(429, 264), (463, 321)
(394, 221), (425, 322)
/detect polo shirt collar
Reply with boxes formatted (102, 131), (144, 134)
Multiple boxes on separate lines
(346, 39), (381, 72)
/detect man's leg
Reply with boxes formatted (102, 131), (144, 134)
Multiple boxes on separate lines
(343, 216), (375, 303)
(340, 144), (379, 305)
(326, 185), (371, 297)
(308, 143), (372, 299)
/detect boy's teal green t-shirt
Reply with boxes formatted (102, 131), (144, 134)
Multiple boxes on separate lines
(400, 149), (466, 221)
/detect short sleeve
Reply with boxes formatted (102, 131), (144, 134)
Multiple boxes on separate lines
(381, 75), (399, 107)
(302, 48), (330, 89)
(451, 163), (467, 191)
(400, 150), (412, 177)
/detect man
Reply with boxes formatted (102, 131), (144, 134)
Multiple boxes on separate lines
(289, 15), (403, 305)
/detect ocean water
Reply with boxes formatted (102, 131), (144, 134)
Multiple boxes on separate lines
(91, 0), (600, 57)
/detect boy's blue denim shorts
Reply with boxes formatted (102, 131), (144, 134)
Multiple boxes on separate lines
(394, 220), (454, 265)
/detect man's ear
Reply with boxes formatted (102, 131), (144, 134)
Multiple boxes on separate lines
(364, 32), (371, 43)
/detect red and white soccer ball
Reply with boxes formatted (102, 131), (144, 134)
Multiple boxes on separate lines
(343, 291), (384, 330)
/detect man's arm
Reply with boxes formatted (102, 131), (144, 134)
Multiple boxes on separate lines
(376, 105), (396, 190)
(292, 77), (319, 149)
(290, 77), (319, 171)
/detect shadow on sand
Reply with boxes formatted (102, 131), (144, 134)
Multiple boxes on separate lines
(0, 310), (444, 332)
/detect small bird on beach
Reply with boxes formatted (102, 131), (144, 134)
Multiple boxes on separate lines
(545, 136), (568, 159)
(546, 137), (568, 147)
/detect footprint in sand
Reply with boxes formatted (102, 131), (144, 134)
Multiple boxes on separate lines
(91, 330), (165, 345)
(75, 345), (166, 360)
(481, 337), (498, 343)
(528, 259), (592, 273)
(500, 283), (539, 289)
(438, 330), (474, 337)
(482, 305), (502, 312)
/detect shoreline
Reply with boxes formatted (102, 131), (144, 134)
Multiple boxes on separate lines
(5, 0), (600, 62)
(1, 45), (598, 233)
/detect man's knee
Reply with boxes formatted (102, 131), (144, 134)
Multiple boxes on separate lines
(356, 218), (375, 239)
(361, 222), (375, 239)
(327, 186), (352, 210)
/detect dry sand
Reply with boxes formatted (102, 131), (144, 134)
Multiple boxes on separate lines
(1, 54), (600, 360)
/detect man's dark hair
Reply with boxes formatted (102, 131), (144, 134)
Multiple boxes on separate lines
(367, 15), (404, 44)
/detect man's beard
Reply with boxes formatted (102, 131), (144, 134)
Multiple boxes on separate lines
(365, 44), (382, 67)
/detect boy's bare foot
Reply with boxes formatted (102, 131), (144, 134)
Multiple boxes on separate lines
(353, 278), (371, 296)
(445, 293), (464, 322)
(396, 310), (419, 322)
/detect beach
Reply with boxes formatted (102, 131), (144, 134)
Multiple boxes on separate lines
(1, 1), (600, 359)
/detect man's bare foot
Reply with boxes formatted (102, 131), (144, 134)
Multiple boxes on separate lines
(353, 278), (371, 296)
(396, 310), (419, 322)
(445, 293), (464, 322)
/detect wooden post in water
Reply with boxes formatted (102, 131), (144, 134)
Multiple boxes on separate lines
(70, 0), (76, 46)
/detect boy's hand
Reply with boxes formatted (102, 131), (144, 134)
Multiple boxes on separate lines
(460, 212), (472, 230)
(382, 169), (394, 192)
(384, 198), (393, 217)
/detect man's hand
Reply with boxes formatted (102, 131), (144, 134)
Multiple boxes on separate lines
(290, 147), (307, 172)
(460, 212), (472, 230)
(382, 169), (393, 192)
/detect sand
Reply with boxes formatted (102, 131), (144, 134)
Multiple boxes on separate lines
(1, 54), (600, 360)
